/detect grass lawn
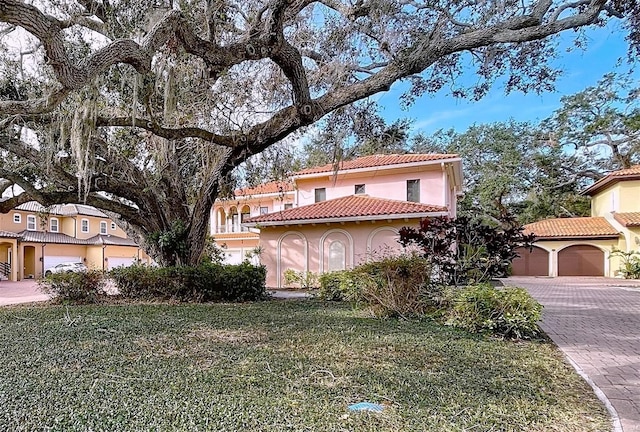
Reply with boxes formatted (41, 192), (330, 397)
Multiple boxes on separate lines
(0, 300), (609, 431)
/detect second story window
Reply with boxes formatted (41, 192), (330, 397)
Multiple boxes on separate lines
(407, 179), (420, 202)
(260, 206), (269, 215)
(284, 203), (293, 210)
(315, 188), (326, 203)
(50, 218), (59, 233)
(27, 215), (36, 231)
(13, 214), (21, 223)
(81, 219), (89, 233)
(355, 184), (366, 195)
(100, 221), (108, 235)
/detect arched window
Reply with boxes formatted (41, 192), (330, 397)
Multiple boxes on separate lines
(228, 207), (238, 232)
(240, 205), (251, 232)
(328, 241), (346, 271)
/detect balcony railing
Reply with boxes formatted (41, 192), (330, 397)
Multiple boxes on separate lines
(0, 262), (10, 277)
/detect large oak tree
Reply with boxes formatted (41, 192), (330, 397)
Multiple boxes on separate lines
(0, 0), (637, 265)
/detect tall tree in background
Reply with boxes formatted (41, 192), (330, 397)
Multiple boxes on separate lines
(546, 73), (640, 172)
(0, 0), (637, 265)
(299, 104), (411, 168)
(412, 121), (590, 223)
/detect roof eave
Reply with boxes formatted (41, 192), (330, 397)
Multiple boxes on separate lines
(582, 174), (640, 196)
(291, 157), (462, 180)
(229, 190), (295, 200)
(244, 211), (448, 227)
(533, 234), (620, 240)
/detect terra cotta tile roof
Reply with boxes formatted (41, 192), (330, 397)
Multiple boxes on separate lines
(582, 165), (640, 195)
(234, 181), (294, 197)
(613, 212), (640, 227)
(293, 153), (459, 176)
(245, 195), (446, 225)
(524, 217), (619, 239)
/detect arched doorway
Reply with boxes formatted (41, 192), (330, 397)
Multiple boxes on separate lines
(558, 245), (604, 276)
(511, 246), (549, 276)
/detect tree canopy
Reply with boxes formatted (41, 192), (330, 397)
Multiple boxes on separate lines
(0, 0), (637, 264)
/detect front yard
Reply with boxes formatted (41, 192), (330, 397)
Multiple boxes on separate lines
(0, 300), (608, 431)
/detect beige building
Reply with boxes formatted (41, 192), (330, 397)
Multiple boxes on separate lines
(513, 165), (640, 277)
(0, 202), (150, 281)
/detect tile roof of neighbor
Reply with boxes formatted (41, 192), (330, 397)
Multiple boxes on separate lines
(0, 230), (21, 238)
(293, 153), (459, 176)
(15, 201), (108, 217)
(56, 204), (108, 217)
(14, 201), (45, 212)
(613, 212), (640, 227)
(582, 165), (640, 195)
(245, 195), (447, 225)
(524, 217), (620, 239)
(18, 230), (90, 245)
(17, 230), (139, 246)
(86, 234), (139, 246)
(234, 181), (294, 197)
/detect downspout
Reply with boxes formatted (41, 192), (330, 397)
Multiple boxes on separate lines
(41, 243), (46, 277)
(102, 243), (107, 271)
(15, 239), (20, 281)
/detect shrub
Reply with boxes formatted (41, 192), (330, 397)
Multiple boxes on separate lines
(39, 270), (107, 304)
(319, 254), (436, 318)
(610, 248), (640, 279)
(446, 284), (543, 339)
(356, 254), (436, 318)
(399, 214), (535, 286)
(317, 270), (364, 302)
(109, 264), (174, 299)
(110, 262), (267, 302)
(283, 269), (318, 289)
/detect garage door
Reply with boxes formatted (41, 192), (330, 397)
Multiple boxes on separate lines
(558, 245), (604, 276)
(108, 257), (137, 269)
(44, 256), (83, 270)
(224, 250), (243, 265)
(512, 247), (549, 276)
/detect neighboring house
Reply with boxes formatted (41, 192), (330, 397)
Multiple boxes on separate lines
(0, 202), (150, 281)
(212, 153), (463, 288)
(513, 165), (640, 277)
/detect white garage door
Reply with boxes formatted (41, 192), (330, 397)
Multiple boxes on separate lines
(224, 250), (243, 265)
(108, 257), (136, 269)
(44, 256), (83, 270)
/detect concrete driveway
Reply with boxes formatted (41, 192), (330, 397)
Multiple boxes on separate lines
(505, 276), (640, 432)
(0, 280), (50, 306)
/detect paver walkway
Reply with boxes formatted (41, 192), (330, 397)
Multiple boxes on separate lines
(505, 276), (640, 432)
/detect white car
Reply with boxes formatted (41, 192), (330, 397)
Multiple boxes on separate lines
(44, 262), (88, 277)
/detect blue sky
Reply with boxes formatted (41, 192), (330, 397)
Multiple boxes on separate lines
(376, 21), (637, 136)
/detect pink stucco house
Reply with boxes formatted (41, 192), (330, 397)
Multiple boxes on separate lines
(211, 154), (463, 287)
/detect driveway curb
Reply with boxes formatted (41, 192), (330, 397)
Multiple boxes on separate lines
(564, 355), (622, 432)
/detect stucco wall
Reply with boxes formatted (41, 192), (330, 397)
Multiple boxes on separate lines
(294, 167), (445, 207)
(258, 219), (422, 288)
(590, 181), (640, 217)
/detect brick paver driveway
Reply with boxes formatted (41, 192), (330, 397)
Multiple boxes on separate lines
(505, 276), (640, 432)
